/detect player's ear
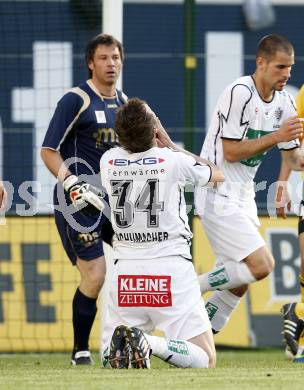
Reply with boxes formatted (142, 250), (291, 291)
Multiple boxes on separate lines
(154, 127), (161, 144)
(256, 56), (264, 68)
(88, 60), (94, 71)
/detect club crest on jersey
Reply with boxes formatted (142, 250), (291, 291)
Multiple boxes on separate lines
(109, 157), (165, 166)
(95, 110), (106, 123)
(118, 275), (172, 307)
(274, 107), (283, 122)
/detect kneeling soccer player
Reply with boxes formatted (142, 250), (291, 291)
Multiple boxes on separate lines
(100, 98), (224, 369)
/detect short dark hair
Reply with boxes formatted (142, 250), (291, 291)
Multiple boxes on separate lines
(115, 98), (156, 153)
(256, 34), (294, 60)
(85, 33), (124, 78)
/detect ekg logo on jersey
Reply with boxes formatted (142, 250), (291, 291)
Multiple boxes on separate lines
(109, 157), (165, 166)
(118, 275), (172, 307)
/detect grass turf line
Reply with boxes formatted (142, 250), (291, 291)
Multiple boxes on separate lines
(0, 349), (303, 390)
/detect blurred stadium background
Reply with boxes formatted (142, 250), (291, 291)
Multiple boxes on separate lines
(0, 0), (303, 353)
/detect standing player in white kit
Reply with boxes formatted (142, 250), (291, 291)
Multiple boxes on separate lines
(100, 98), (224, 369)
(195, 34), (304, 334)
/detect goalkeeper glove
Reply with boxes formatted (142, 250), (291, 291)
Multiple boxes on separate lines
(63, 175), (105, 216)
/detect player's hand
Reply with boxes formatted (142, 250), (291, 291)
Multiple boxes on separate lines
(275, 182), (291, 219)
(63, 175), (105, 216)
(155, 118), (175, 148)
(0, 181), (7, 211)
(275, 116), (304, 143)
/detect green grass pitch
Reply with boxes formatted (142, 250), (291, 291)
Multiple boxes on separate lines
(0, 349), (303, 390)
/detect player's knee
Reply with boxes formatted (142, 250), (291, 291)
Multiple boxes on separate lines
(254, 253), (274, 280)
(80, 265), (105, 293)
(246, 247), (275, 281)
(78, 258), (106, 289)
(81, 273), (104, 297)
(91, 273), (105, 290)
(88, 269), (105, 290)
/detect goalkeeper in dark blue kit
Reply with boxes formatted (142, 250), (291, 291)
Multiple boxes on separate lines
(41, 34), (127, 365)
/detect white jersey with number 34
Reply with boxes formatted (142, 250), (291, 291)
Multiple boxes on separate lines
(100, 146), (211, 260)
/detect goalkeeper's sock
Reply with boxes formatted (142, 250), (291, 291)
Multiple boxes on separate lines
(300, 274), (304, 303)
(72, 287), (97, 351)
(144, 334), (209, 368)
(198, 261), (256, 294)
(205, 290), (241, 333)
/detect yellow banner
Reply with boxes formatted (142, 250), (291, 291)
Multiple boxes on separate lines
(0, 217), (100, 352)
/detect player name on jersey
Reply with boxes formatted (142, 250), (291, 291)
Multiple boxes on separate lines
(115, 231), (169, 243)
(118, 275), (172, 307)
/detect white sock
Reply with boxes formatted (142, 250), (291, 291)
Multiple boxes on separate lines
(205, 290), (241, 332)
(145, 334), (209, 368)
(198, 261), (256, 293)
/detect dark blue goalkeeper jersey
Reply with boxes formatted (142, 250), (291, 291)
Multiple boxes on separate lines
(42, 79), (127, 177)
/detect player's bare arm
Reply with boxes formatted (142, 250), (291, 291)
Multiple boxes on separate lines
(154, 117), (224, 183)
(40, 148), (71, 181)
(154, 117), (175, 149)
(0, 180), (7, 210)
(172, 145), (224, 184)
(222, 116), (303, 163)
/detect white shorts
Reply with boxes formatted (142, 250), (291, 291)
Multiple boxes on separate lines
(197, 190), (265, 264)
(102, 256), (211, 351)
